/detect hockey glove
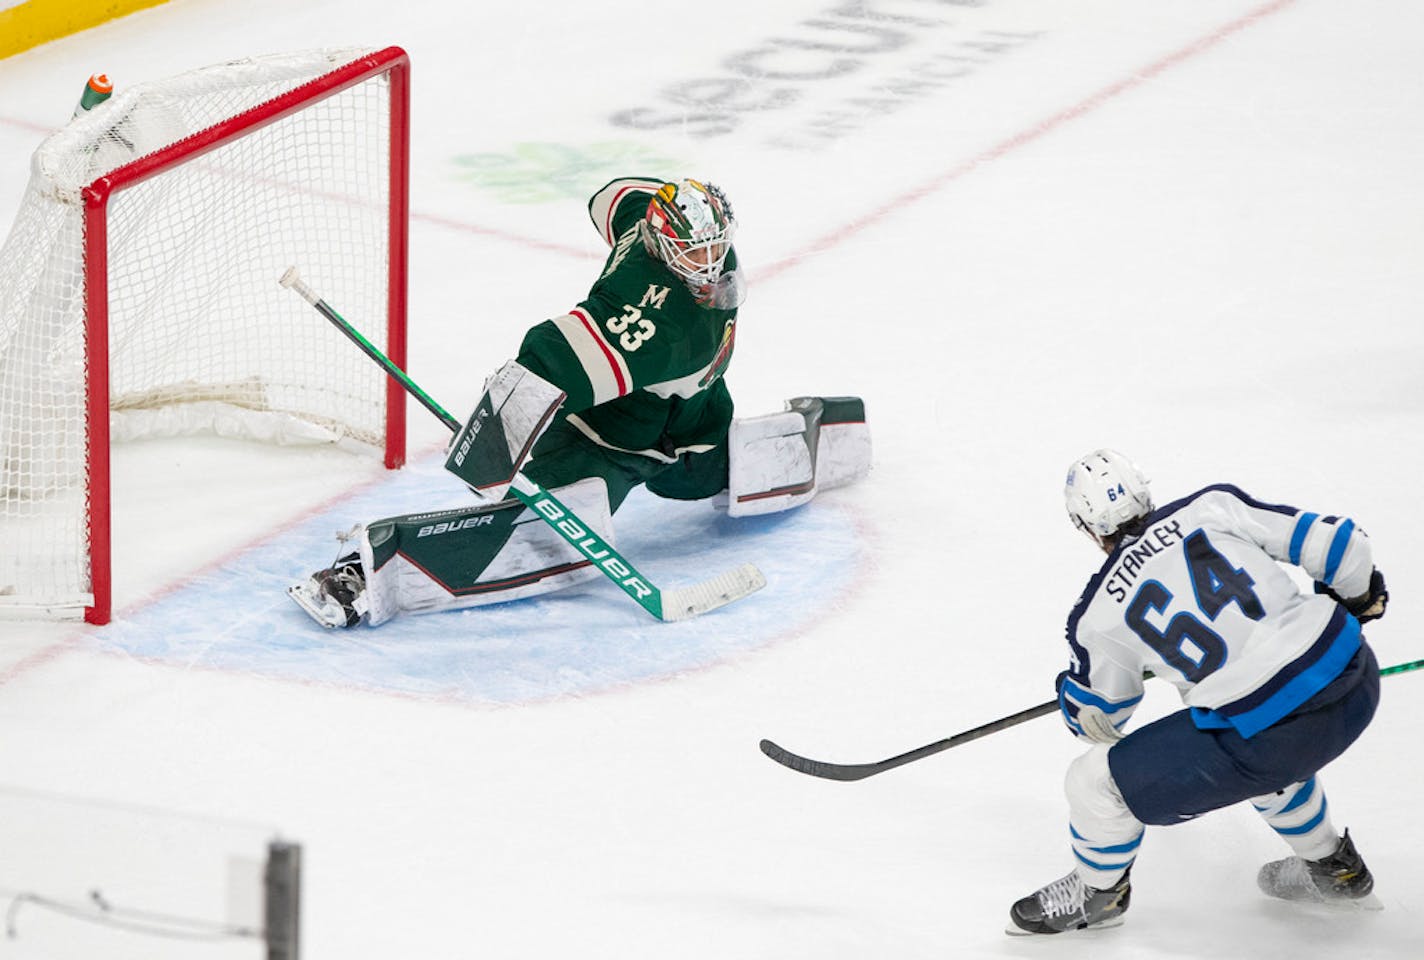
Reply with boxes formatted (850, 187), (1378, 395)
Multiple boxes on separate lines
(1055, 671), (1126, 744)
(444, 360), (566, 503)
(1076, 706), (1126, 744)
(1315, 567), (1389, 624)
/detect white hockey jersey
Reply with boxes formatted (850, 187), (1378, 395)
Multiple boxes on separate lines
(1058, 484), (1373, 740)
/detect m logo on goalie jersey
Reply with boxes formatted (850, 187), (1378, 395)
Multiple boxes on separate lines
(638, 284), (670, 310)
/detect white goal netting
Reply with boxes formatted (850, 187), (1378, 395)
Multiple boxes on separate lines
(0, 47), (406, 619)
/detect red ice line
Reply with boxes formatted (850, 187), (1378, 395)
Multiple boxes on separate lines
(758, 0), (1298, 283)
(0, 0), (1297, 688)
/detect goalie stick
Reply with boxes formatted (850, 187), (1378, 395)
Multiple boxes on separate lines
(279, 267), (765, 622)
(761, 657), (1424, 782)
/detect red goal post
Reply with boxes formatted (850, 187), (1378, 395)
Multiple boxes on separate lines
(0, 47), (410, 624)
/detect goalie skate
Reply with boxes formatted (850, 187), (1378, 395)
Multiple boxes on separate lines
(1257, 830), (1382, 910)
(288, 558), (368, 629)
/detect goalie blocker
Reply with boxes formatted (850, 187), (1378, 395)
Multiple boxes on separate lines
(444, 359), (565, 502)
(289, 396), (870, 627)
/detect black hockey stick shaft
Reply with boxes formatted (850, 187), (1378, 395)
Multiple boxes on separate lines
(759, 700), (1059, 782)
(279, 268), (459, 431)
(762, 656), (1424, 782)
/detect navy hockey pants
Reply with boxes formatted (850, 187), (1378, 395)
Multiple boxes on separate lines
(1108, 641), (1379, 826)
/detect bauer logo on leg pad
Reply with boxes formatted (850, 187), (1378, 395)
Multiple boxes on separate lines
(444, 360), (566, 502)
(416, 515), (494, 537)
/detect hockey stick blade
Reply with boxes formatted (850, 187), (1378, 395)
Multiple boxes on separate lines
(657, 563), (767, 621)
(758, 739), (885, 782)
(760, 700), (1061, 782)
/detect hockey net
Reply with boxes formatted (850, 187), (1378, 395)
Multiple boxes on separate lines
(0, 46), (409, 624)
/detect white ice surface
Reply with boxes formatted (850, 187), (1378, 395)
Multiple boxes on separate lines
(0, 1), (1422, 957)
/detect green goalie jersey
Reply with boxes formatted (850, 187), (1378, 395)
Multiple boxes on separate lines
(514, 176), (740, 463)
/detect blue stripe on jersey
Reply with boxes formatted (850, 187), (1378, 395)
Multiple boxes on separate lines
(1063, 484), (1304, 735)
(1189, 706), (1232, 729)
(1289, 513), (1318, 565)
(1215, 610), (1361, 738)
(1060, 677), (1142, 713)
(1322, 519), (1355, 585)
(1218, 607), (1350, 718)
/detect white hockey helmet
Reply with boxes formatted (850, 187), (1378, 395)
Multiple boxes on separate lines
(1064, 449), (1153, 550)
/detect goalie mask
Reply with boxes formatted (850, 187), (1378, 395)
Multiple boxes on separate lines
(643, 179), (737, 303)
(1064, 449), (1153, 551)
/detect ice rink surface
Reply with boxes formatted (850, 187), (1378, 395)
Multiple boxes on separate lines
(1, 0), (1422, 956)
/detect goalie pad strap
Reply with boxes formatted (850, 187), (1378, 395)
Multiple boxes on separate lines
(358, 477), (613, 625)
(444, 359), (566, 502)
(727, 396), (871, 518)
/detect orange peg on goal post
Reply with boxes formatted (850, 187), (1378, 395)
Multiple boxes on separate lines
(73, 73), (113, 118)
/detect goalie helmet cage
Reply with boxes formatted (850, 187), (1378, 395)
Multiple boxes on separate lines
(0, 46), (410, 625)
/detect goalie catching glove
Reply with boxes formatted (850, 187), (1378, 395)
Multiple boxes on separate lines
(726, 396), (871, 517)
(444, 360), (566, 503)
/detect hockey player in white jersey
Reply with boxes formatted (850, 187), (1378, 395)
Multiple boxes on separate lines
(1008, 449), (1388, 936)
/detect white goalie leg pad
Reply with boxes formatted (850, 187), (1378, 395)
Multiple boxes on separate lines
(360, 477), (612, 625)
(1064, 745), (1144, 889)
(727, 396), (871, 517)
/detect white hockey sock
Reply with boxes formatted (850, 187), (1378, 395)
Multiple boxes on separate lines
(1064, 745), (1143, 889)
(1251, 778), (1338, 860)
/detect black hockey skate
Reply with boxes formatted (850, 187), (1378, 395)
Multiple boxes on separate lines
(288, 554), (367, 629)
(1257, 830), (1381, 908)
(1007, 868), (1131, 935)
